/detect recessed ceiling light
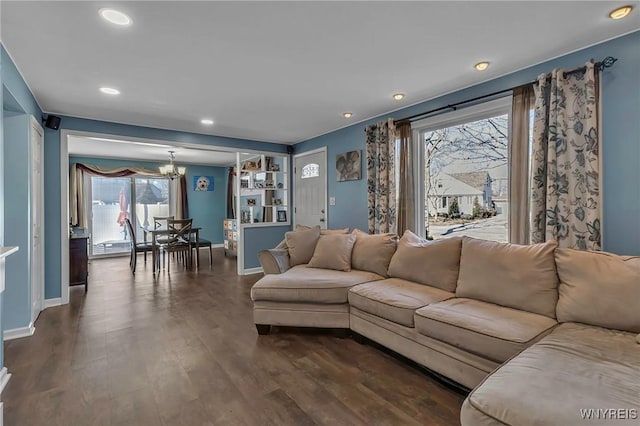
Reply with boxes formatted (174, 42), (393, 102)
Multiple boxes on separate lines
(343, 112), (353, 118)
(393, 93), (405, 101)
(99, 8), (132, 26)
(200, 119), (214, 125)
(99, 87), (120, 95)
(609, 5), (633, 19)
(474, 61), (490, 71)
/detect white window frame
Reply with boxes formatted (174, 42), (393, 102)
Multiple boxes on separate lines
(411, 96), (513, 240)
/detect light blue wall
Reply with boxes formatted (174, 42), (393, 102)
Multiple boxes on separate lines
(184, 165), (227, 243)
(243, 225), (290, 269)
(295, 31), (640, 255)
(3, 113), (31, 331)
(70, 156), (227, 244)
(2, 45), (43, 333)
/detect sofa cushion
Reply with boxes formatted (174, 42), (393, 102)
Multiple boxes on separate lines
(415, 298), (557, 363)
(308, 233), (356, 272)
(251, 265), (382, 304)
(461, 323), (640, 426)
(555, 248), (640, 333)
(387, 231), (462, 292)
(285, 226), (321, 266)
(349, 278), (454, 327)
(351, 229), (397, 277)
(456, 237), (559, 318)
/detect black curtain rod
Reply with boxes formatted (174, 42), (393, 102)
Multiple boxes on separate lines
(395, 56), (618, 125)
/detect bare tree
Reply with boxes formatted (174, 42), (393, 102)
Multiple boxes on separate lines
(423, 115), (508, 232)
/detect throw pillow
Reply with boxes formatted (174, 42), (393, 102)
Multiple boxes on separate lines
(387, 231), (462, 292)
(456, 237), (559, 318)
(297, 224), (349, 235)
(555, 248), (640, 333)
(351, 229), (397, 277)
(285, 226), (321, 266)
(308, 233), (357, 272)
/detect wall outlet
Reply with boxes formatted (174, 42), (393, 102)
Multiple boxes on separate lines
(329, 197), (336, 206)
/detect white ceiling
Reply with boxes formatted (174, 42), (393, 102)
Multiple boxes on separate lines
(68, 135), (237, 166)
(3, 1), (639, 145)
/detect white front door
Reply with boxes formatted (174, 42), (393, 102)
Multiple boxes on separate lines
(30, 117), (44, 323)
(294, 149), (327, 228)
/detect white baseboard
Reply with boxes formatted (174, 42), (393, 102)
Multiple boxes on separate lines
(3, 323), (35, 341)
(196, 244), (224, 250)
(0, 367), (11, 394)
(43, 297), (63, 309)
(242, 267), (264, 275)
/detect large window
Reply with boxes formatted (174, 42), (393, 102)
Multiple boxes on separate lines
(89, 176), (170, 256)
(414, 98), (514, 242)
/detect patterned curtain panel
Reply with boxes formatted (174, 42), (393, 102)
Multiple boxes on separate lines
(365, 118), (396, 234)
(530, 62), (601, 250)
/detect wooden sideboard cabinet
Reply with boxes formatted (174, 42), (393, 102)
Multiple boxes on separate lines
(70, 235), (89, 292)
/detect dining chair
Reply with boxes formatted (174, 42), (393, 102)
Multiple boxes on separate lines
(190, 235), (213, 266)
(153, 216), (174, 230)
(125, 218), (154, 273)
(160, 218), (193, 272)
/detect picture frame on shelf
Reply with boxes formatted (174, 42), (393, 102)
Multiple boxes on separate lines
(242, 160), (261, 171)
(269, 164), (280, 172)
(273, 198), (282, 205)
(247, 199), (257, 206)
(277, 182), (284, 189)
(277, 210), (287, 222)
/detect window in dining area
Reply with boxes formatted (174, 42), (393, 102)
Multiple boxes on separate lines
(89, 176), (170, 256)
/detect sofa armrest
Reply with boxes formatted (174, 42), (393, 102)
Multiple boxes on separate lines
(258, 249), (290, 274)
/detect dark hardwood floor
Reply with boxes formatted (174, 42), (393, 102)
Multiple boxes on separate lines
(3, 249), (464, 425)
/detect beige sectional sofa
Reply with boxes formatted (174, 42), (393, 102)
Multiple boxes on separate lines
(251, 227), (640, 425)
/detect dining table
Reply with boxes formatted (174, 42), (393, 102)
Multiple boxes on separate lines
(145, 226), (201, 273)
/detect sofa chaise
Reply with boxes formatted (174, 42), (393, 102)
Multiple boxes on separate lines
(251, 226), (640, 425)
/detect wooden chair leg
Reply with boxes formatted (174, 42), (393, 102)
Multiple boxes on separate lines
(132, 251), (137, 273)
(209, 246), (213, 266)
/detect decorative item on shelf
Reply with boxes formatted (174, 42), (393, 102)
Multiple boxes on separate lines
(241, 210), (251, 223)
(264, 180), (275, 189)
(273, 198), (283, 205)
(193, 175), (214, 191)
(277, 210), (287, 222)
(254, 181), (264, 189)
(242, 160), (261, 171)
(159, 150), (186, 180)
(336, 150), (361, 182)
(277, 182), (284, 189)
(247, 198), (257, 206)
(240, 179), (249, 189)
(269, 164), (280, 172)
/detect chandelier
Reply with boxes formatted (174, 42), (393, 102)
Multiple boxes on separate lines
(159, 151), (186, 179)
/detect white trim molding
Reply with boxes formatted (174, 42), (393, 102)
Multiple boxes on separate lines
(0, 367), (11, 394)
(43, 298), (63, 309)
(242, 267), (264, 275)
(3, 323), (35, 341)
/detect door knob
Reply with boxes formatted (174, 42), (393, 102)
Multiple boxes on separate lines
(321, 209), (325, 214)
(320, 218), (325, 222)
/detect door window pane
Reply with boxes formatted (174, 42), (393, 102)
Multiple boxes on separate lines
(135, 178), (170, 242)
(90, 177), (132, 256)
